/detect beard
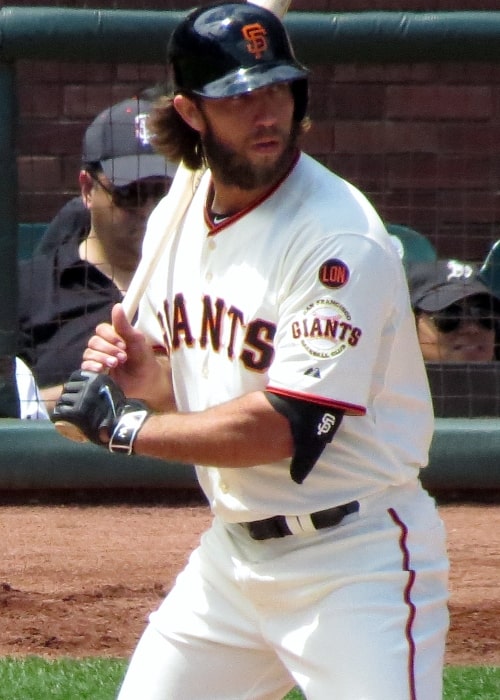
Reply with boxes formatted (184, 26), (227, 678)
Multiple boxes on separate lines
(200, 119), (300, 191)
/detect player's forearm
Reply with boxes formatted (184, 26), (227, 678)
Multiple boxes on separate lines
(134, 390), (294, 468)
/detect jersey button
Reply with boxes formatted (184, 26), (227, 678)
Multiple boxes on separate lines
(206, 272), (213, 282)
(220, 482), (229, 494)
(208, 239), (216, 250)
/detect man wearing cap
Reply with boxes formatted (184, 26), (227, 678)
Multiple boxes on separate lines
(408, 258), (500, 362)
(17, 96), (177, 411)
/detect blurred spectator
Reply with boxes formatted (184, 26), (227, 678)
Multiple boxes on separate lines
(33, 196), (90, 255)
(18, 96), (178, 411)
(33, 84), (169, 256)
(15, 357), (49, 419)
(0, 356), (48, 419)
(407, 259), (500, 362)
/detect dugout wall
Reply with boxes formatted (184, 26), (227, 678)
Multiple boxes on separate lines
(2, 6), (500, 492)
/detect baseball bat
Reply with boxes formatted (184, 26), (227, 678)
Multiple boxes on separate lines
(121, 163), (200, 320)
(251, 0), (291, 17)
(121, 0), (292, 322)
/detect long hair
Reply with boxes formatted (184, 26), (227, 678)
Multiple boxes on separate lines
(148, 95), (205, 171)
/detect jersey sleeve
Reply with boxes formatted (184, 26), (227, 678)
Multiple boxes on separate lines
(267, 232), (403, 414)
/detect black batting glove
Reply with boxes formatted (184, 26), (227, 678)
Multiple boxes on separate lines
(52, 370), (151, 454)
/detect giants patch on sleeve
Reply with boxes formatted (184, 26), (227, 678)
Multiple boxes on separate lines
(290, 298), (362, 359)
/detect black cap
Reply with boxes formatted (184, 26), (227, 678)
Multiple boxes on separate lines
(82, 98), (177, 186)
(407, 259), (497, 312)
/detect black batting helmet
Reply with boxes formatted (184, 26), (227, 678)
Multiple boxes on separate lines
(168, 2), (309, 121)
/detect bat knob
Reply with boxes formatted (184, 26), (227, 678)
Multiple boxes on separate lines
(53, 420), (90, 444)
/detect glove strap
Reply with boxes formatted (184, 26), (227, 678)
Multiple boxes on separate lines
(108, 409), (151, 456)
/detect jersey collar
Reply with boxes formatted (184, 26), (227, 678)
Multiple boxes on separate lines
(204, 151), (301, 235)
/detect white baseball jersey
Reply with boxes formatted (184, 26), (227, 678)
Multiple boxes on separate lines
(137, 153), (433, 521)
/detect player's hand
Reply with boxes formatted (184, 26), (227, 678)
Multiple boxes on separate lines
(51, 370), (151, 451)
(82, 303), (150, 374)
(82, 303), (169, 406)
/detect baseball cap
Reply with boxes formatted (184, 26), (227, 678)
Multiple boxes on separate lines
(407, 259), (498, 312)
(82, 98), (177, 186)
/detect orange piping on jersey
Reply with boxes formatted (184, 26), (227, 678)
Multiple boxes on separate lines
(266, 386), (366, 417)
(204, 150), (301, 234)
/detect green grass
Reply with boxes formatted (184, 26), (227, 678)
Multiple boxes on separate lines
(0, 658), (497, 699)
(442, 666), (500, 699)
(0, 658), (126, 700)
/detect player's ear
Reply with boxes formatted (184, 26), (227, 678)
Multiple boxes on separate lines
(173, 94), (205, 134)
(79, 170), (94, 209)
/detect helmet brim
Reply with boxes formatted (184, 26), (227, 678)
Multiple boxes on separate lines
(190, 62), (308, 99)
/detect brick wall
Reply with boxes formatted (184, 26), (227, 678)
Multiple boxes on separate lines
(12, 1), (500, 261)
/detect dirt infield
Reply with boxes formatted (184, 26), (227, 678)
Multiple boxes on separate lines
(0, 489), (498, 666)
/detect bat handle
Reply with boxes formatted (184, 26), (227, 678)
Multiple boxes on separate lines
(121, 163), (200, 322)
(121, 252), (158, 323)
(250, 0), (292, 19)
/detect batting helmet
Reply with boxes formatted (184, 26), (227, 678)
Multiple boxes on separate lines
(168, 2), (309, 121)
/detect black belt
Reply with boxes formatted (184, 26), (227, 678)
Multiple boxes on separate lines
(243, 500), (359, 541)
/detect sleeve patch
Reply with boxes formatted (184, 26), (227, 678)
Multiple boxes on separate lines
(319, 259), (350, 289)
(290, 297), (362, 359)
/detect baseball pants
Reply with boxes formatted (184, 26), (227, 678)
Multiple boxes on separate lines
(117, 480), (449, 700)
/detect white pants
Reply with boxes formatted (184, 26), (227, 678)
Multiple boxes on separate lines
(117, 481), (449, 700)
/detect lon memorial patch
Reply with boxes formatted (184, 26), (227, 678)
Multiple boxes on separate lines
(318, 259), (350, 289)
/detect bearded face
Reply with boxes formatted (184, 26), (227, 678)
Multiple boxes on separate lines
(200, 117), (301, 190)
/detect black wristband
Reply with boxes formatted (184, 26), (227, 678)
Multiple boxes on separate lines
(108, 409), (151, 455)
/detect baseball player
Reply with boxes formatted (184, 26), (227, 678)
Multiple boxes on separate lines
(52, 3), (449, 698)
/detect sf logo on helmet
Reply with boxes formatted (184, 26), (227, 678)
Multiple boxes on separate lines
(242, 23), (268, 60)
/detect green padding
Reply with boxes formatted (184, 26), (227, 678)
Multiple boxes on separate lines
(422, 418), (500, 491)
(3, 9), (500, 63)
(385, 223), (437, 268)
(0, 419), (197, 490)
(0, 418), (498, 492)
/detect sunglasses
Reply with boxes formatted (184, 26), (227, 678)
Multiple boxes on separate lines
(428, 303), (497, 333)
(90, 173), (167, 210)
